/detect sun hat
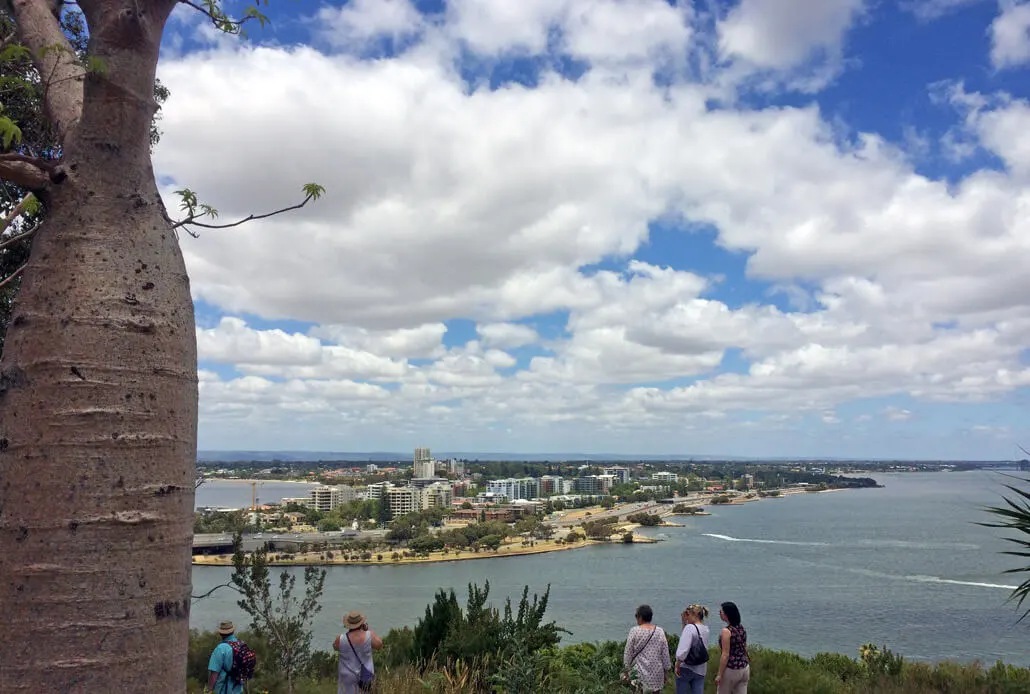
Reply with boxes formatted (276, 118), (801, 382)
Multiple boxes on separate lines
(217, 620), (235, 635)
(343, 611), (366, 629)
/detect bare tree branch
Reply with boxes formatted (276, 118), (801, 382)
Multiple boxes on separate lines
(9, 0), (85, 144)
(173, 193), (318, 233)
(0, 224), (40, 253)
(0, 159), (47, 191)
(1, 193), (36, 235)
(0, 262), (28, 291)
(0, 152), (66, 182)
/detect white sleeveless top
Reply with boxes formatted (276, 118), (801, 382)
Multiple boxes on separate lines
(338, 629), (373, 692)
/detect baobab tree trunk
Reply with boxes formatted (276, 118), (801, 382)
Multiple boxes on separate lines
(0, 1), (195, 692)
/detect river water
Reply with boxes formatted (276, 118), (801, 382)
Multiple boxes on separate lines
(195, 479), (319, 509)
(190, 471), (1029, 665)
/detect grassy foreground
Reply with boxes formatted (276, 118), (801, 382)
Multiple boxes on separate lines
(186, 630), (1030, 694)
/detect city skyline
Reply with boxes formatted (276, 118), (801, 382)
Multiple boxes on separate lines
(153, 1), (1030, 459)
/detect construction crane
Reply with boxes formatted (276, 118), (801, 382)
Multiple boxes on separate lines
(250, 481), (266, 509)
(250, 481), (265, 524)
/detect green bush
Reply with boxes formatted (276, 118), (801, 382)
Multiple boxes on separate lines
(811, 651), (866, 682)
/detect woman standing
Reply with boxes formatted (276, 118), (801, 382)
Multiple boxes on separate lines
(674, 604), (710, 694)
(622, 604), (671, 693)
(333, 611), (383, 694)
(715, 602), (749, 694)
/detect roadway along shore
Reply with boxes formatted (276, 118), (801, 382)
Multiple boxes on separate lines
(192, 533), (658, 567)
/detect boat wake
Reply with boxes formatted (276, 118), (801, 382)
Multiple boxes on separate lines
(843, 566), (1018, 591)
(702, 533), (830, 547)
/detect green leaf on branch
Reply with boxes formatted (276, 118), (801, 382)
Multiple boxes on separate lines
(0, 44), (31, 63)
(0, 115), (22, 150)
(302, 183), (326, 200)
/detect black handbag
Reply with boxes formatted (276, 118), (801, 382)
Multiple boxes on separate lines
(682, 625), (709, 666)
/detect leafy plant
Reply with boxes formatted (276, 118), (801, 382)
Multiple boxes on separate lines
(231, 536), (328, 693)
(981, 465), (1030, 620)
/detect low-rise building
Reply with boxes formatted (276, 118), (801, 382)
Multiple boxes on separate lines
(603, 466), (631, 484)
(595, 474), (617, 493)
(486, 477), (540, 501)
(573, 476), (602, 494)
(423, 482), (454, 510)
(384, 486), (422, 518)
(651, 471), (679, 483)
(539, 475), (562, 496)
(309, 485), (362, 512)
(366, 481), (393, 499)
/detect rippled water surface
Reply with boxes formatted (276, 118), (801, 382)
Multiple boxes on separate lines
(191, 471), (1030, 664)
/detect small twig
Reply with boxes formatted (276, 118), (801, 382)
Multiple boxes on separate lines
(173, 194), (316, 232)
(0, 225), (39, 253)
(178, 0), (250, 32)
(191, 581), (238, 601)
(0, 262), (28, 291)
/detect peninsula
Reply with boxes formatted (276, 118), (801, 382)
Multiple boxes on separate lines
(193, 452), (881, 567)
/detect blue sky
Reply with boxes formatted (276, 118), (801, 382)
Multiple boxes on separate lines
(153, 0), (1030, 458)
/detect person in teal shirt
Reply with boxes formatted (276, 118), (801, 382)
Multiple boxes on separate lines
(207, 621), (244, 694)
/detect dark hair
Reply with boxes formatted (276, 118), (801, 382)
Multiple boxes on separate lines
(720, 602), (742, 627)
(635, 605), (653, 623)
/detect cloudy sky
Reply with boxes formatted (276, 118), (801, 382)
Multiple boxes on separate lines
(154, 0), (1030, 458)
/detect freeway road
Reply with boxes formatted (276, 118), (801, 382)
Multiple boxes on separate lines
(194, 529), (387, 551)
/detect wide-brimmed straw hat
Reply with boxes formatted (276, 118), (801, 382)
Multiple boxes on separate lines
(217, 620), (235, 635)
(343, 611), (366, 629)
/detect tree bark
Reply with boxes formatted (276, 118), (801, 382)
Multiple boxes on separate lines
(0, 1), (195, 692)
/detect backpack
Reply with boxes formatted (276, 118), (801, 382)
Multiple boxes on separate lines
(227, 639), (257, 685)
(682, 625), (709, 667)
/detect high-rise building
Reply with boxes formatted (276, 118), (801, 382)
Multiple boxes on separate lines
(414, 447), (435, 479)
(449, 459), (465, 476)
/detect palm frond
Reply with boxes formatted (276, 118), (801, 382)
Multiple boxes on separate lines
(981, 472), (1030, 622)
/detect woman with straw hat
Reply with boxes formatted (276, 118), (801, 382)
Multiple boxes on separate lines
(333, 610), (383, 693)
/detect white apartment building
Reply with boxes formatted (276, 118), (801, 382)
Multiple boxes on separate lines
(603, 466), (631, 484)
(423, 482), (454, 509)
(486, 477), (540, 501)
(365, 481), (394, 499)
(414, 447), (435, 479)
(366, 464), (379, 474)
(385, 486), (422, 518)
(652, 471), (679, 483)
(309, 485), (362, 512)
(449, 459), (465, 476)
